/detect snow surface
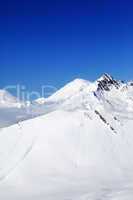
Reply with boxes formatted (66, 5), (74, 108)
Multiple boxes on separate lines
(0, 74), (133, 199)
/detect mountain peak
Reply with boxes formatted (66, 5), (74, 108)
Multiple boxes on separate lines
(72, 78), (89, 84)
(98, 73), (114, 81)
(97, 73), (120, 91)
(47, 78), (90, 102)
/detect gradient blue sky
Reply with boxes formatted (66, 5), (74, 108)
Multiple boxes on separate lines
(0, 0), (133, 93)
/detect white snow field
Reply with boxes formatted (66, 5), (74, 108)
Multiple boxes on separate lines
(1, 74), (133, 199)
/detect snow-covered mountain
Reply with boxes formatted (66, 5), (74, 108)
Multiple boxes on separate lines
(1, 74), (133, 200)
(0, 89), (22, 108)
(1, 73), (133, 129)
(0, 89), (30, 128)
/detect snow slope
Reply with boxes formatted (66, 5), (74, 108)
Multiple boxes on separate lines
(0, 74), (133, 199)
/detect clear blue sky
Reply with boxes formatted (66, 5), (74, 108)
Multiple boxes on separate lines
(0, 0), (133, 92)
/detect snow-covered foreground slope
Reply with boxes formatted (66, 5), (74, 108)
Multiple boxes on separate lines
(1, 110), (133, 199)
(1, 74), (133, 199)
(0, 111), (133, 200)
